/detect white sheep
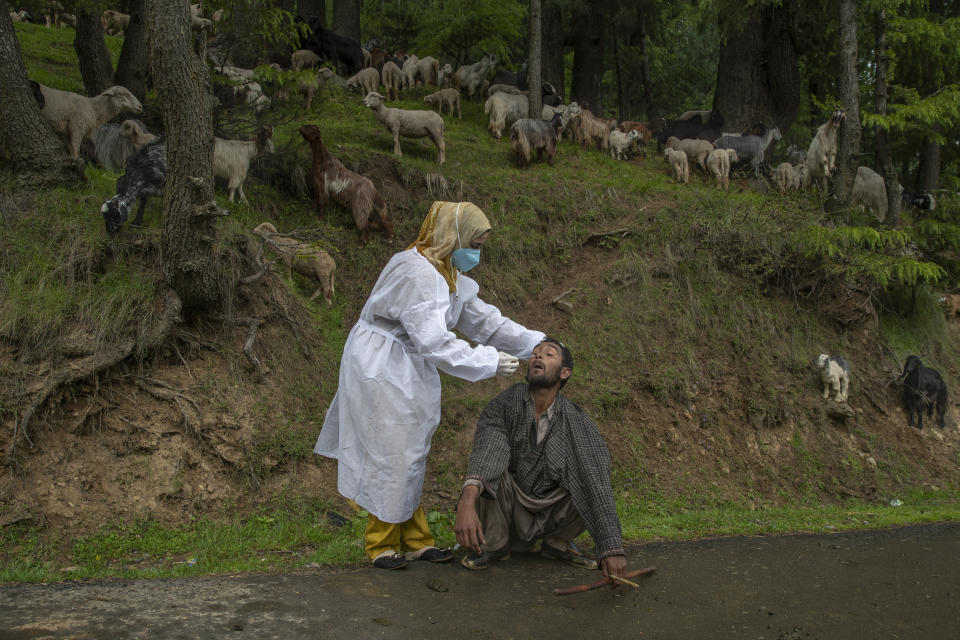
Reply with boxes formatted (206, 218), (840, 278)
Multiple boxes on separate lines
(253, 222), (336, 305)
(363, 91), (445, 164)
(417, 56), (440, 86)
(100, 9), (129, 36)
(380, 60), (402, 100)
(401, 54), (420, 91)
(775, 162), (801, 193)
(850, 166), (892, 221)
(120, 119), (156, 149)
(609, 129), (639, 160)
(346, 67), (379, 95)
(454, 53), (497, 100)
(38, 84), (143, 160)
(665, 136), (713, 174)
(291, 49), (321, 71)
(424, 88), (461, 119)
(213, 125), (274, 203)
(484, 91), (528, 139)
(707, 148), (738, 189)
(664, 147), (689, 184)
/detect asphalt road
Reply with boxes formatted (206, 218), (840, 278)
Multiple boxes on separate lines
(2, 523), (958, 639)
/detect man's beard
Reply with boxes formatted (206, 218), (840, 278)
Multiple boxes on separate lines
(526, 369), (561, 389)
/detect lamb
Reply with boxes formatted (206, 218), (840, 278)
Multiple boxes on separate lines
(213, 125), (274, 203)
(804, 110), (845, 194)
(850, 166), (890, 220)
(100, 137), (165, 234)
(379, 60), (402, 100)
(775, 162), (802, 193)
(120, 119), (157, 148)
(363, 91), (445, 164)
(484, 91), (528, 139)
(346, 67), (380, 95)
(542, 102), (580, 141)
(253, 222), (336, 305)
(453, 53), (497, 100)
(816, 353), (850, 403)
(291, 49), (322, 71)
(609, 129), (639, 160)
(707, 148), (738, 189)
(569, 109), (615, 151)
(401, 54), (420, 90)
(664, 147), (689, 184)
(424, 88), (461, 119)
(901, 355), (948, 430)
(37, 84), (143, 160)
(100, 9), (129, 36)
(298, 124), (393, 243)
(417, 56), (440, 86)
(713, 127), (781, 177)
(91, 118), (151, 172)
(510, 113), (562, 167)
(665, 136), (714, 174)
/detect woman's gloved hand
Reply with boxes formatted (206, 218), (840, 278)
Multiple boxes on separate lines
(496, 351), (519, 377)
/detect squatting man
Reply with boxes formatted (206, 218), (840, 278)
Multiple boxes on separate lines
(455, 338), (629, 580)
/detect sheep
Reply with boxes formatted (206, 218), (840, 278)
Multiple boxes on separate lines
(775, 162), (802, 193)
(542, 102), (580, 141)
(804, 109), (846, 194)
(664, 147), (689, 184)
(569, 109), (615, 151)
(190, 14), (212, 33)
(707, 148), (738, 189)
(484, 91), (528, 139)
(37, 84), (142, 160)
(90, 118), (151, 172)
(618, 121), (653, 157)
(213, 126), (274, 203)
(298, 124), (393, 243)
(346, 67), (380, 95)
(292, 49), (322, 71)
(120, 119), (156, 148)
(424, 88), (461, 119)
(363, 91), (445, 164)
(401, 54), (420, 90)
(901, 355), (948, 430)
(816, 354), (850, 403)
(665, 136), (714, 174)
(379, 60), (402, 100)
(417, 56), (440, 86)
(609, 129), (639, 161)
(438, 63), (454, 88)
(510, 113), (562, 167)
(101, 137), (166, 234)
(101, 9), (129, 36)
(850, 166), (889, 220)
(454, 53), (497, 100)
(713, 127), (782, 177)
(253, 222), (337, 305)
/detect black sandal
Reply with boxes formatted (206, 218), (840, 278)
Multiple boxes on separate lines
(373, 552), (408, 570)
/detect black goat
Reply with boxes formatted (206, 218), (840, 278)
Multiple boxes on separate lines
(299, 18), (363, 75)
(101, 137), (166, 234)
(491, 61), (528, 90)
(656, 111), (724, 151)
(901, 355), (948, 429)
(901, 189), (936, 211)
(29, 80), (44, 109)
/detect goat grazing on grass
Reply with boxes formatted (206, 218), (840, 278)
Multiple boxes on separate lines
(805, 110), (845, 195)
(817, 353), (850, 403)
(298, 124), (393, 243)
(38, 84), (142, 160)
(363, 91), (445, 164)
(212, 126), (274, 204)
(901, 355), (948, 430)
(510, 113), (562, 167)
(253, 222), (337, 305)
(347, 67), (380, 95)
(101, 137), (165, 234)
(424, 88), (461, 118)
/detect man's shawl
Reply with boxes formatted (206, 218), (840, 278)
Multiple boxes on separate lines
(465, 383), (625, 559)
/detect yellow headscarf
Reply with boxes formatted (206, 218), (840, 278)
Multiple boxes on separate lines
(408, 201), (491, 292)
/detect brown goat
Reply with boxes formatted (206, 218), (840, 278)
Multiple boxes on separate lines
(618, 121), (652, 157)
(253, 222), (336, 305)
(569, 109), (615, 151)
(298, 124), (393, 244)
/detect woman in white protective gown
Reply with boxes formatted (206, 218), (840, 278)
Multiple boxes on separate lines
(314, 201), (545, 569)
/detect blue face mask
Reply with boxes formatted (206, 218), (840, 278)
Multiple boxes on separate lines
(452, 203), (482, 272)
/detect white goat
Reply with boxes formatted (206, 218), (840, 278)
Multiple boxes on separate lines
(609, 129), (639, 160)
(664, 147), (689, 184)
(707, 148), (738, 189)
(213, 125), (274, 203)
(363, 91), (445, 164)
(817, 353), (850, 403)
(805, 110), (845, 194)
(484, 91), (528, 139)
(38, 84), (143, 160)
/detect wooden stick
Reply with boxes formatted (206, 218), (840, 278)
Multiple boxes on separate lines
(553, 566), (656, 596)
(609, 574), (640, 589)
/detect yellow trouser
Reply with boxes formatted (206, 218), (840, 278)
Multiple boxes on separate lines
(362, 505), (435, 560)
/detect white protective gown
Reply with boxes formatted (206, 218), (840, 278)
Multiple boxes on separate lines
(315, 248), (544, 523)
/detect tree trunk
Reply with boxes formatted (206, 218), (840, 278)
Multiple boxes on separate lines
(114, 0), (148, 101)
(638, 11), (654, 119)
(541, 1), (564, 99)
(527, 0), (543, 119)
(332, 0), (360, 40)
(714, 3), (801, 133)
(828, 0), (861, 210)
(146, 0), (224, 310)
(916, 133), (940, 192)
(875, 9), (901, 227)
(74, 8), (114, 96)
(0, 3), (85, 186)
(298, 0), (326, 24)
(570, 8), (603, 114)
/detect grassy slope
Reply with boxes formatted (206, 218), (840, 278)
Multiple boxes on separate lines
(2, 22), (959, 582)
